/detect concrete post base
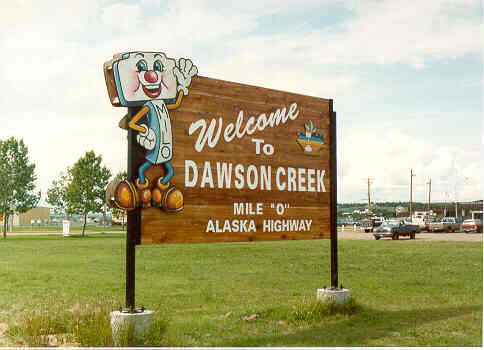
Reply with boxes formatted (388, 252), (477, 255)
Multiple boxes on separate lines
(110, 309), (153, 344)
(317, 287), (350, 304)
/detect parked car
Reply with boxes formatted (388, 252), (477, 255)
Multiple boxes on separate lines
(461, 219), (483, 233)
(423, 217), (439, 232)
(373, 220), (420, 240)
(428, 217), (461, 233)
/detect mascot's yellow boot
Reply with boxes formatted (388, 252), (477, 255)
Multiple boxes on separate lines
(106, 179), (139, 210)
(136, 178), (152, 208)
(105, 178), (152, 210)
(152, 177), (184, 212)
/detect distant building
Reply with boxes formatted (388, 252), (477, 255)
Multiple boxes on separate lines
(13, 207), (51, 226)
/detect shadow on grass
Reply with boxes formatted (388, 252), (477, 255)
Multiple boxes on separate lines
(229, 304), (482, 347)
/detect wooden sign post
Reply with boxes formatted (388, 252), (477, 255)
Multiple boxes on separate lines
(104, 51), (338, 312)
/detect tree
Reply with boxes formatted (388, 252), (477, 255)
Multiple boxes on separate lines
(0, 137), (40, 238)
(111, 171), (128, 230)
(67, 151), (111, 236)
(47, 169), (75, 219)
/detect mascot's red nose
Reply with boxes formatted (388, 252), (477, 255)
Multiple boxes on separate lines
(144, 71), (158, 83)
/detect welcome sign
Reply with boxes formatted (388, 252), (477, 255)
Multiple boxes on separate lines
(104, 52), (335, 244)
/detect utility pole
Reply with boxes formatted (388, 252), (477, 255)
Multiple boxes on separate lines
(410, 169), (416, 220)
(427, 178), (431, 214)
(362, 178), (373, 215)
(367, 178), (371, 214)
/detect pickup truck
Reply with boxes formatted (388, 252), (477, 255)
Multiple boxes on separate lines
(373, 220), (420, 240)
(361, 218), (383, 233)
(428, 217), (461, 233)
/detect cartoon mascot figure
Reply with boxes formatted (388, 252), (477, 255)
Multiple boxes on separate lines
(104, 51), (197, 212)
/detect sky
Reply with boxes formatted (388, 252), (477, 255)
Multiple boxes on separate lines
(0, 0), (482, 205)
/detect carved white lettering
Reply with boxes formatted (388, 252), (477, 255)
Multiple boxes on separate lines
(307, 168), (316, 192)
(276, 167), (286, 191)
(234, 203), (244, 215)
(200, 161), (214, 188)
(262, 219), (313, 232)
(189, 104), (299, 152)
(207, 218), (312, 233)
(216, 162), (232, 189)
(234, 202), (264, 215)
(298, 168), (306, 192)
(260, 166), (271, 190)
(185, 160), (198, 187)
(188, 117), (222, 152)
(287, 167), (296, 192)
(185, 160), (326, 193)
(247, 165), (258, 190)
(317, 170), (326, 192)
(234, 164), (245, 189)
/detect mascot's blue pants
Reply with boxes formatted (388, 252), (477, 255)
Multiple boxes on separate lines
(138, 161), (174, 185)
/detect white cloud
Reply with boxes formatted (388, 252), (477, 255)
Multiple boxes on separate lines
(339, 120), (482, 203)
(170, 0), (331, 18)
(221, 0), (481, 69)
(1, 0), (99, 38)
(101, 3), (142, 32)
(338, 0), (481, 65)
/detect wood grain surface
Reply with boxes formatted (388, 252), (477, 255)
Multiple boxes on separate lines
(138, 75), (334, 244)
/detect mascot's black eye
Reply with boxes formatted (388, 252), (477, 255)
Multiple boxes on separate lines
(154, 60), (164, 72)
(136, 59), (148, 72)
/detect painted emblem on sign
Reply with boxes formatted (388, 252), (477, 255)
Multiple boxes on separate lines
(296, 120), (324, 155)
(104, 51), (197, 212)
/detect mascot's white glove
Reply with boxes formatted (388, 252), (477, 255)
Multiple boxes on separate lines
(174, 58), (198, 96)
(136, 123), (156, 151)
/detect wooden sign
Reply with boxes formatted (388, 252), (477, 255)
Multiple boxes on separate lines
(104, 51), (335, 245)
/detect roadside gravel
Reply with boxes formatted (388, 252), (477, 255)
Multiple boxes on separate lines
(338, 228), (482, 242)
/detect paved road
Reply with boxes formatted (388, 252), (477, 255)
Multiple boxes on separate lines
(338, 228), (482, 242)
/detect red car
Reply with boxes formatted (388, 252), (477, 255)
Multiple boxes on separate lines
(461, 219), (483, 233)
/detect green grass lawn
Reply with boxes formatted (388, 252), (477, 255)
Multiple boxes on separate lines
(0, 234), (481, 347)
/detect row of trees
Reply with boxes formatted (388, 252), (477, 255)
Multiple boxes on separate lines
(47, 151), (112, 236)
(0, 136), (126, 238)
